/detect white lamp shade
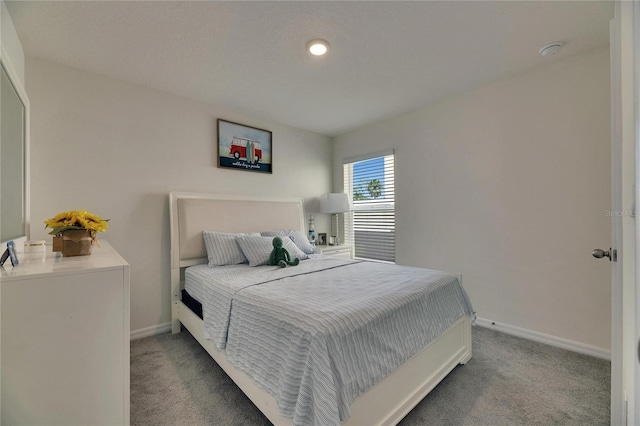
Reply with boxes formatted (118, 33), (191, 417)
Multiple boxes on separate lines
(319, 193), (351, 214)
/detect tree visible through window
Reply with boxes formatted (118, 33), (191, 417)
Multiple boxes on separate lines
(343, 153), (395, 262)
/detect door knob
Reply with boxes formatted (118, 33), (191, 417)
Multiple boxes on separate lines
(592, 248), (615, 261)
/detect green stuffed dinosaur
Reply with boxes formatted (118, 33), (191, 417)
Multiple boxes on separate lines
(269, 236), (300, 268)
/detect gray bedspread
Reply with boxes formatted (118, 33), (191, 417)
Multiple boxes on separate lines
(185, 257), (474, 426)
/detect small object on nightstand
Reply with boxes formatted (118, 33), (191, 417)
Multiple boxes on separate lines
(318, 233), (327, 246)
(0, 247), (10, 267)
(308, 215), (316, 246)
(24, 240), (47, 261)
(2, 240), (19, 266)
(24, 240), (46, 253)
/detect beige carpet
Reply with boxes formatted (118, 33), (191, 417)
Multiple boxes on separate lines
(130, 326), (610, 425)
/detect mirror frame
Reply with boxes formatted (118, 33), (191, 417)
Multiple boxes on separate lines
(0, 50), (30, 250)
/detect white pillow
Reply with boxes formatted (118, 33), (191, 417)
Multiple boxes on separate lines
(261, 229), (315, 254)
(202, 231), (259, 267)
(237, 235), (308, 267)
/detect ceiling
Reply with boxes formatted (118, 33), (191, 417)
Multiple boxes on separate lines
(6, 1), (613, 137)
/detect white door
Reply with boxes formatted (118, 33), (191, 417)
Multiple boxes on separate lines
(608, 2), (639, 424)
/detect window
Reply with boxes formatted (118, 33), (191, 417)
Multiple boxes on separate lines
(343, 151), (395, 262)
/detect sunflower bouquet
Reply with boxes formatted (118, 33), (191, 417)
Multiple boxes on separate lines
(44, 210), (109, 236)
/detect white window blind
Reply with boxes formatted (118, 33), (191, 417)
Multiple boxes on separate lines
(343, 152), (395, 262)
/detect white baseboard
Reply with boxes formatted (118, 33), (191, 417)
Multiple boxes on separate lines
(475, 317), (611, 361)
(130, 322), (172, 341)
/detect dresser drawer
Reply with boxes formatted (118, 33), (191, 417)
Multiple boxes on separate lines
(319, 245), (353, 259)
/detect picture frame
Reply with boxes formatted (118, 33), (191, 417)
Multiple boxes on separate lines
(318, 233), (327, 246)
(0, 240), (19, 267)
(217, 119), (272, 174)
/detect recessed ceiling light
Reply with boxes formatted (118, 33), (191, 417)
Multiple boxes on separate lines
(539, 41), (565, 57)
(307, 39), (330, 56)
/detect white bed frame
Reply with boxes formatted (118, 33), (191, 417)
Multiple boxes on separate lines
(169, 192), (472, 426)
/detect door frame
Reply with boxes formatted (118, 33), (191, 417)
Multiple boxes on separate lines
(611, 1), (639, 424)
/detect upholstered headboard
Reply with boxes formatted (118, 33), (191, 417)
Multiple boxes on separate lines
(169, 192), (306, 333)
(169, 192), (305, 269)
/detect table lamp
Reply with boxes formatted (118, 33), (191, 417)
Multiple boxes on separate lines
(319, 193), (351, 245)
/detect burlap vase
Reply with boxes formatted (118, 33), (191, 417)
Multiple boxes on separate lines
(59, 229), (93, 257)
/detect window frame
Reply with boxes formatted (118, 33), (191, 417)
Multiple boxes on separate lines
(343, 150), (395, 263)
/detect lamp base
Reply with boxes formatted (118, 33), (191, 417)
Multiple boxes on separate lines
(331, 213), (341, 246)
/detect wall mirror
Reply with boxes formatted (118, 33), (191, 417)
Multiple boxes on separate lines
(1, 58), (29, 247)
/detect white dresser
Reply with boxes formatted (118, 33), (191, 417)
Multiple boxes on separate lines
(0, 241), (130, 425)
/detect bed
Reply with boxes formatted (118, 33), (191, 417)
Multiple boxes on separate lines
(169, 192), (473, 426)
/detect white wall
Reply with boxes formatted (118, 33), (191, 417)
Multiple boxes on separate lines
(26, 57), (333, 334)
(334, 48), (612, 353)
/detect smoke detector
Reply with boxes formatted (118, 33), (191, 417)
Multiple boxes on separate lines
(539, 41), (565, 57)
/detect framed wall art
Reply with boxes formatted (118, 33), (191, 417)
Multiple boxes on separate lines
(217, 119), (272, 174)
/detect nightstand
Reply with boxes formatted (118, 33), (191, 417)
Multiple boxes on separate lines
(317, 244), (353, 259)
